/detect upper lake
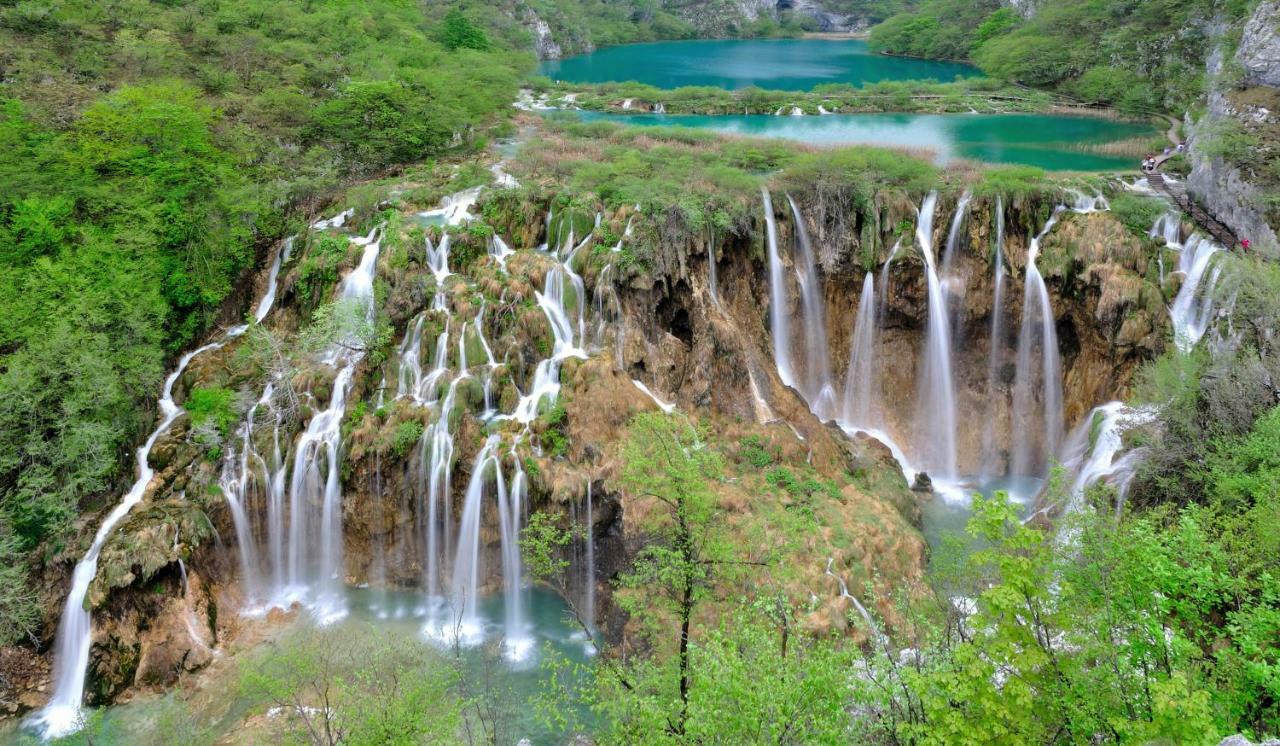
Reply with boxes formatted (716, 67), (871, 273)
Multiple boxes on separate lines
(539, 38), (979, 90)
(566, 110), (1156, 171)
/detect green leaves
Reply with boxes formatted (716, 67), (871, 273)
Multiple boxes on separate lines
(441, 9), (490, 52)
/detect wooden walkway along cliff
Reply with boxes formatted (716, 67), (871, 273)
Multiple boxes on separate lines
(1147, 171), (1239, 248)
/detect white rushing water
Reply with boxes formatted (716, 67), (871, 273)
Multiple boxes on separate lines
(1150, 210), (1183, 249)
(786, 195), (838, 419)
(842, 273), (879, 428)
(1053, 402), (1155, 535)
(1169, 234), (1224, 352)
(29, 199), (347, 737)
(1011, 209), (1065, 477)
(30, 341), (225, 738)
(218, 199), (617, 665)
(762, 189), (796, 390)
(914, 192), (959, 481)
(978, 197), (1008, 481)
(583, 482), (595, 634)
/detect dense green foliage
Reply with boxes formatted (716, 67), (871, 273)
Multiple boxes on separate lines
(238, 625), (461, 744)
(528, 411), (1280, 743)
(0, 1), (526, 584)
(870, 0), (1254, 112)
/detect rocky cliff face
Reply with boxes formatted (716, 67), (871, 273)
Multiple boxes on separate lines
(524, 0), (866, 60)
(773, 190), (1166, 478)
(1187, 10), (1280, 257)
(1239, 1), (1280, 89)
(8, 159), (1168, 717)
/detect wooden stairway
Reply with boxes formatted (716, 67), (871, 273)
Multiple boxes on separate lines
(1147, 172), (1239, 248)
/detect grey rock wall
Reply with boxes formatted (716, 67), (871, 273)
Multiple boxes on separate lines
(1187, 30), (1279, 255)
(1239, 1), (1280, 88)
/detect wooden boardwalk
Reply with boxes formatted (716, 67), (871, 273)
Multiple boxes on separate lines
(1147, 172), (1239, 248)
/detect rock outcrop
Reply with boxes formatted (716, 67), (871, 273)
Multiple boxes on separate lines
(1239, 1), (1280, 89)
(1182, 11), (1280, 255)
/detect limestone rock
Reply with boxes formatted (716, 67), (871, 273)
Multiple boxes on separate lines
(1239, 2), (1280, 89)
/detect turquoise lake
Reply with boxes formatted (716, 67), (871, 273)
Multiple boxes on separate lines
(539, 38), (979, 90)
(564, 110), (1155, 171)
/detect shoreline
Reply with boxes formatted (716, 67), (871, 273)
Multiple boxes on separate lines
(801, 31), (869, 40)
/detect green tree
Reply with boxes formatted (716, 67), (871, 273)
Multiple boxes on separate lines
(442, 9), (490, 51)
(613, 412), (726, 737)
(238, 624), (461, 745)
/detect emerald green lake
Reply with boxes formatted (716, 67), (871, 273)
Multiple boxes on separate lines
(565, 110), (1155, 171)
(540, 38), (978, 90)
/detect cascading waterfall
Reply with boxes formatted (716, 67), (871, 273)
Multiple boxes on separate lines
(254, 238), (295, 323)
(283, 231), (383, 622)
(500, 450), (532, 661)
(444, 436), (504, 645)
(1169, 235), (1224, 352)
(1150, 211), (1183, 249)
(940, 191), (972, 285)
(30, 341), (227, 738)
(762, 189), (796, 389)
(941, 191), (972, 349)
(978, 197), (1008, 481)
(786, 195), (838, 418)
(842, 273), (879, 428)
(583, 481), (596, 633)
(512, 228), (588, 423)
(54, 193), (627, 733)
(914, 192), (959, 482)
(706, 236), (720, 305)
(1058, 402), (1153, 516)
(1011, 210), (1065, 477)
(877, 238), (901, 326)
(31, 219), (320, 736)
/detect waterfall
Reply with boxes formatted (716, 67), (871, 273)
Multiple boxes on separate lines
(762, 189), (796, 389)
(877, 238), (901, 327)
(511, 231), (587, 423)
(489, 234), (515, 271)
(29, 341), (226, 738)
(706, 236), (720, 305)
(445, 436), (503, 645)
(29, 203), (350, 737)
(426, 234), (453, 310)
(1011, 210), (1065, 477)
(396, 315), (426, 401)
(219, 384), (276, 602)
(823, 558), (883, 644)
(940, 190), (972, 282)
(583, 482), (596, 632)
(842, 273), (879, 428)
(1051, 402), (1155, 536)
(632, 380), (676, 413)
(1169, 235), (1223, 352)
(979, 197), (1008, 481)
(1150, 211), (1183, 249)
(417, 379), (458, 599)
(254, 237), (294, 323)
(914, 192), (959, 481)
(501, 452), (531, 662)
(786, 195), (838, 418)
(1065, 189), (1109, 214)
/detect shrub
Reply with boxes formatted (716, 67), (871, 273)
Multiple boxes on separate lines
(186, 387), (239, 437)
(1109, 193), (1167, 238)
(391, 420), (424, 459)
